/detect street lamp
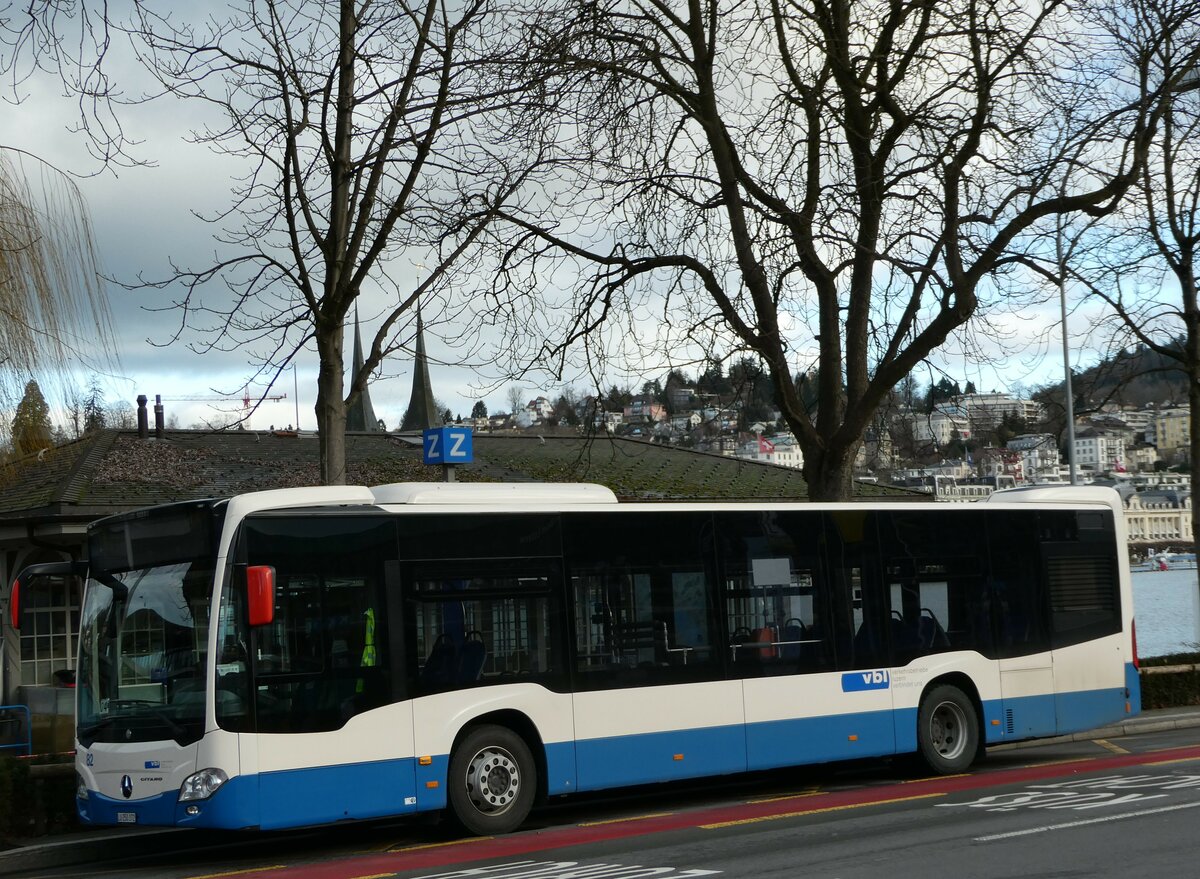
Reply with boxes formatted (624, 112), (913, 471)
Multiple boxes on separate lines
(1057, 213), (1078, 485)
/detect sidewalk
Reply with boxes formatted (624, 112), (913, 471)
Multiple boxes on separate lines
(0, 825), (201, 877)
(3, 705), (1200, 875)
(991, 703), (1200, 751)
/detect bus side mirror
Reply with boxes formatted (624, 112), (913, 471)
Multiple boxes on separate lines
(9, 579), (19, 630)
(10, 561), (87, 631)
(246, 565), (275, 627)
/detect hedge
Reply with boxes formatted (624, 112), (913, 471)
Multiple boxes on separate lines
(1140, 651), (1200, 710)
(0, 755), (76, 844)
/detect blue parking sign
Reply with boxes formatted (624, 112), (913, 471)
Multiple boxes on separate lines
(423, 426), (473, 465)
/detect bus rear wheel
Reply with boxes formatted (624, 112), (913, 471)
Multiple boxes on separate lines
(917, 684), (979, 774)
(448, 724), (536, 835)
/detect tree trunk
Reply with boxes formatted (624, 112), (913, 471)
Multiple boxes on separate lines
(802, 444), (859, 501)
(316, 324), (348, 485)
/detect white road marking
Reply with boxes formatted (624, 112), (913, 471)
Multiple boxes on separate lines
(415, 861), (720, 878)
(974, 800), (1200, 841)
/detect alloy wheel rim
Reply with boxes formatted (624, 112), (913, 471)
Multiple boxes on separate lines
(930, 700), (968, 760)
(465, 745), (521, 815)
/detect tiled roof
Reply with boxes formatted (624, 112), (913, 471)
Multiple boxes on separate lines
(0, 435), (97, 514)
(469, 434), (911, 500)
(0, 428), (919, 520)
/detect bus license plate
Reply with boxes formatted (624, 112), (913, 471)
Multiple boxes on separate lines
(117, 812), (137, 824)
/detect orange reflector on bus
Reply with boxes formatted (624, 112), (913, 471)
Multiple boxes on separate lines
(673, 754), (684, 761)
(992, 719), (1000, 726)
(419, 756), (432, 766)
(425, 781), (439, 789)
(848, 735), (858, 742)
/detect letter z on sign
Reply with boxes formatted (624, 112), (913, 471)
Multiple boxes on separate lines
(423, 426), (473, 465)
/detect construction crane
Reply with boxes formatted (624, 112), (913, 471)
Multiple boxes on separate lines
(156, 391), (291, 431)
(161, 391), (287, 410)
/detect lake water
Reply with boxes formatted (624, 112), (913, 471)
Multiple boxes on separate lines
(1132, 568), (1200, 657)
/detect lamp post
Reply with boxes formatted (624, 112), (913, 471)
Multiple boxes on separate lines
(1057, 212), (1078, 485)
(293, 363), (300, 431)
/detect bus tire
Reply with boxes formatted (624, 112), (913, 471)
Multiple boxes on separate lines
(448, 724), (537, 835)
(917, 685), (979, 774)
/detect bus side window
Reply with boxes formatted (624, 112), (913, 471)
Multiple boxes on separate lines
(566, 511), (720, 690)
(407, 562), (563, 696)
(877, 510), (992, 665)
(233, 515), (396, 735)
(987, 511), (1049, 658)
(714, 511), (834, 677)
(1040, 511), (1121, 649)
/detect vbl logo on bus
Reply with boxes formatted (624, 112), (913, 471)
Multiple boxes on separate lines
(841, 670), (890, 692)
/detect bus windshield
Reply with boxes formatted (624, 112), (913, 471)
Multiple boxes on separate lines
(76, 502), (223, 748)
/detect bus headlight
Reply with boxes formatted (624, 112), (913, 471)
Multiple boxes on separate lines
(178, 768), (229, 802)
(76, 771), (88, 801)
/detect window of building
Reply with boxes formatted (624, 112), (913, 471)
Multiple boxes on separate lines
(19, 573), (80, 687)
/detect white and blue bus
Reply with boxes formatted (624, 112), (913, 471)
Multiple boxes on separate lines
(12, 482), (1139, 834)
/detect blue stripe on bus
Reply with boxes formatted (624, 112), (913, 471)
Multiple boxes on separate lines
(78, 788), (179, 826)
(1126, 662), (1142, 716)
(414, 755), (448, 811)
(257, 757), (419, 830)
(78, 774), (261, 829)
(1055, 685), (1132, 737)
(546, 741), (576, 796)
(574, 724), (746, 791)
(747, 708), (897, 771)
(1002, 692), (1057, 739)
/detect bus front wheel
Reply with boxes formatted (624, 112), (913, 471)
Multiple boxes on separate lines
(448, 724), (537, 835)
(917, 685), (979, 774)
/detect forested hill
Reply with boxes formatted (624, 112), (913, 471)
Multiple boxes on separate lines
(1067, 344), (1190, 408)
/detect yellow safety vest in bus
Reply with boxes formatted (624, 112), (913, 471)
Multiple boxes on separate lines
(357, 607), (377, 694)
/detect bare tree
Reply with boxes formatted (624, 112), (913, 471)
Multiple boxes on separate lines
(487, 0), (1178, 499)
(112, 0), (540, 483)
(506, 385), (526, 418)
(0, 149), (117, 408)
(1063, 0), (1200, 548)
(2, 0), (148, 168)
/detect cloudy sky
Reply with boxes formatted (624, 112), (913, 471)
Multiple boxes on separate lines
(4, 11), (1093, 435)
(8, 64), (530, 431)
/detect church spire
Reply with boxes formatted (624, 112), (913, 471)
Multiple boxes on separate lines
(400, 306), (440, 431)
(346, 309), (380, 431)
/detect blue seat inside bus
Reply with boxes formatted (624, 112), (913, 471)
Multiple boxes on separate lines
(918, 609), (950, 649)
(778, 618), (806, 661)
(459, 631), (487, 681)
(421, 631), (488, 689)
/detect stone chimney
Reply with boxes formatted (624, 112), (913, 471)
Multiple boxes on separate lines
(137, 395), (149, 439)
(154, 395), (165, 439)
